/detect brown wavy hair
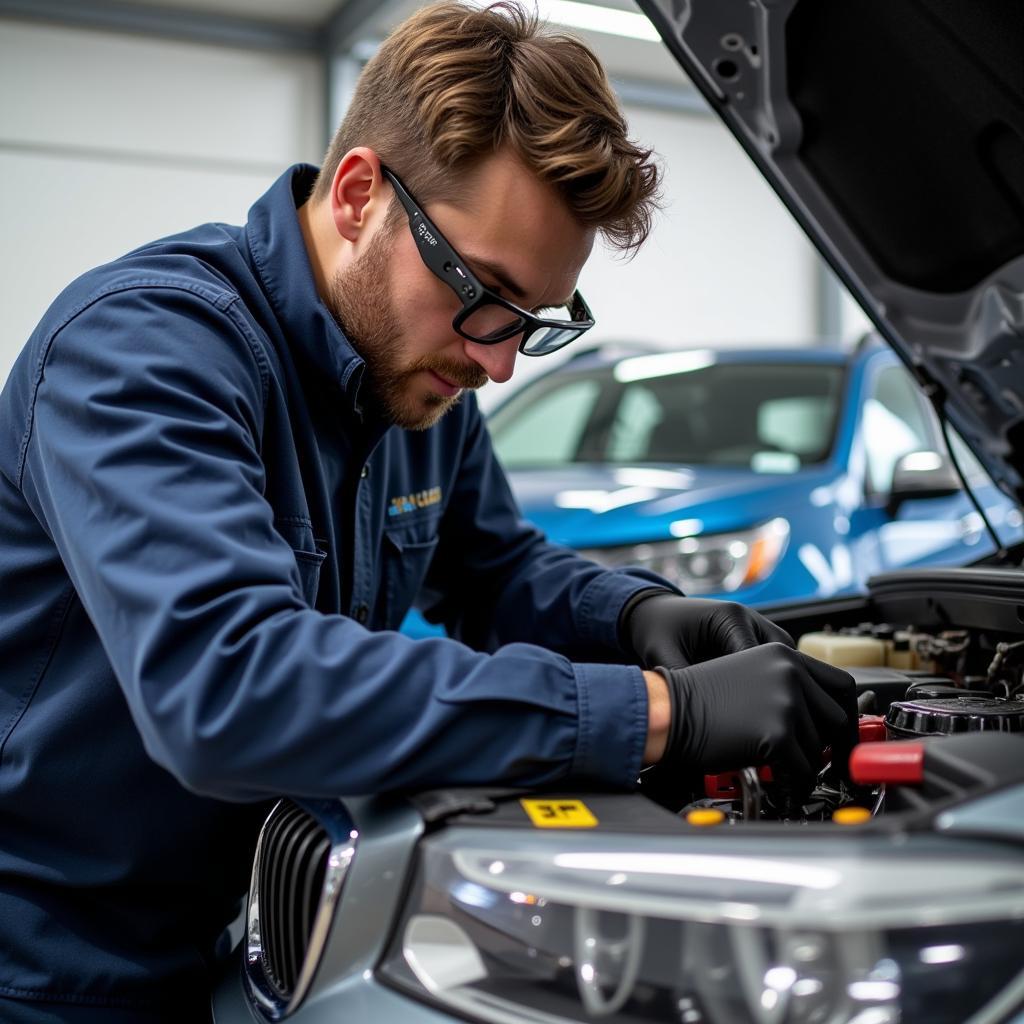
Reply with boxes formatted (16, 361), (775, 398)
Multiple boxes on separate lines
(312, 1), (661, 254)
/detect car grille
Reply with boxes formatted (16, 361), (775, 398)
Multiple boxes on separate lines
(258, 801), (331, 997)
(245, 799), (357, 1019)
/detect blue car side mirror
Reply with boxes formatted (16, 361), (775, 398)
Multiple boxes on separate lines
(886, 450), (962, 516)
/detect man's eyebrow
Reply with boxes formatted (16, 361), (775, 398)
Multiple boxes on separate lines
(463, 254), (528, 301)
(464, 254), (573, 309)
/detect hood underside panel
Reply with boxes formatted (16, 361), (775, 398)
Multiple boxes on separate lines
(638, 0), (1024, 508)
(788, 3), (1023, 294)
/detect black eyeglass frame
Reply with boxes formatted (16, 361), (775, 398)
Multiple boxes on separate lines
(380, 165), (595, 357)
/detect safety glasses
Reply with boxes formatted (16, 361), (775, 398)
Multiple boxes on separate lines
(381, 165), (595, 356)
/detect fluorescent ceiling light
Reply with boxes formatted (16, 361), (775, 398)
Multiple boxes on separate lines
(471, 1), (661, 42)
(541, 0), (661, 40)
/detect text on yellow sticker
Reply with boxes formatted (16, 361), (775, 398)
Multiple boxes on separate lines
(520, 799), (598, 828)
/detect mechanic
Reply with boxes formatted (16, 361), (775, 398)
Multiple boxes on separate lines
(0, 2), (856, 1020)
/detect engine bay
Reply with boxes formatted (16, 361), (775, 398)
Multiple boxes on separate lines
(409, 567), (1024, 832)
(667, 567), (1024, 826)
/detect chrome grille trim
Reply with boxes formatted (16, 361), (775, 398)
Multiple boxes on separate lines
(244, 799), (358, 1020)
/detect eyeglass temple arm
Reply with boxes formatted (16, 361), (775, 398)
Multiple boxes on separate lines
(380, 166), (482, 308)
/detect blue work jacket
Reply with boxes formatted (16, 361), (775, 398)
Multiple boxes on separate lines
(0, 166), (667, 1016)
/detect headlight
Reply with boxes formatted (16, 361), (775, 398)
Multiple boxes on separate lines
(377, 827), (1024, 1024)
(581, 517), (789, 594)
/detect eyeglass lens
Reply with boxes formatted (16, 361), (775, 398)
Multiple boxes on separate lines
(459, 303), (527, 343)
(459, 302), (585, 354)
(525, 326), (583, 355)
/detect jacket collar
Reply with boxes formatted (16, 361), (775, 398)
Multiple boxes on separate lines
(244, 164), (367, 409)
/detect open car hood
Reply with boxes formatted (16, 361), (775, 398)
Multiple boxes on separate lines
(637, 0), (1024, 508)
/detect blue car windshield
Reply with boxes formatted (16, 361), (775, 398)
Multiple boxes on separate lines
(489, 359), (844, 471)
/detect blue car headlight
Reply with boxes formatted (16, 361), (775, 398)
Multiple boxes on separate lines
(377, 827), (1024, 1024)
(581, 517), (789, 594)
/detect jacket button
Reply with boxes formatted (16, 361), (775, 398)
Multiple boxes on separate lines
(360, 465), (369, 479)
(354, 603), (369, 624)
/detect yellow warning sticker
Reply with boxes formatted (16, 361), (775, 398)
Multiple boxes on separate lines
(520, 799), (598, 828)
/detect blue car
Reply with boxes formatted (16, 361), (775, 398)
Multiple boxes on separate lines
(489, 336), (1023, 603)
(404, 336), (1021, 637)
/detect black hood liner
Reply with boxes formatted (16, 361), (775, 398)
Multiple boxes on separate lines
(787, 2), (1024, 294)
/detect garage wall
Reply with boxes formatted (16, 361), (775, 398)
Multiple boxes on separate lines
(577, 104), (822, 349)
(0, 17), (324, 383)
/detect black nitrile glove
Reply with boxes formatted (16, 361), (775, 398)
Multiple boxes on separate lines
(656, 642), (858, 800)
(624, 592), (794, 670)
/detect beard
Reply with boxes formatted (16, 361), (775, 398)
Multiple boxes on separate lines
(326, 226), (488, 430)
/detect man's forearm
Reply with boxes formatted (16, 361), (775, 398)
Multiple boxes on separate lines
(643, 669), (670, 765)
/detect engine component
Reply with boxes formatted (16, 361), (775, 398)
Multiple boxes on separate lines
(985, 638), (1024, 696)
(886, 696), (1024, 738)
(850, 741), (924, 785)
(903, 683), (989, 701)
(798, 629), (887, 667)
(686, 617), (1019, 822)
(849, 666), (954, 715)
(856, 714), (887, 742)
(910, 629), (972, 678)
(851, 732), (1024, 812)
(800, 623), (978, 679)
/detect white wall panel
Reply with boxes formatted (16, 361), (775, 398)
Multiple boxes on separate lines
(0, 148), (281, 367)
(0, 21), (322, 166)
(578, 104), (821, 348)
(840, 285), (874, 342)
(0, 18), (323, 383)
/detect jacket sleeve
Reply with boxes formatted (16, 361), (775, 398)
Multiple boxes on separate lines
(419, 396), (679, 658)
(18, 285), (648, 800)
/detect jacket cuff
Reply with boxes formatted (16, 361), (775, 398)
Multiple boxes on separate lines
(575, 569), (680, 655)
(570, 663), (648, 786)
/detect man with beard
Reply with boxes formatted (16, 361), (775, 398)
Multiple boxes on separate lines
(0, 2), (856, 1020)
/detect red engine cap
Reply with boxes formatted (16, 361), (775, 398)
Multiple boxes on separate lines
(858, 714), (888, 743)
(849, 741), (924, 784)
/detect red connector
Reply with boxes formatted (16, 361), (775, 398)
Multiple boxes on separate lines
(704, 765), (772, 799)
(857, 714), (888, 743)
(849, 741), (925, 785)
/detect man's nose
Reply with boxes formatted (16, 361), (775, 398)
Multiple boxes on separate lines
(464, 335), (519, 384)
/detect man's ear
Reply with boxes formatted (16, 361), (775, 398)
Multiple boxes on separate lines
(328, 148), (385, 244)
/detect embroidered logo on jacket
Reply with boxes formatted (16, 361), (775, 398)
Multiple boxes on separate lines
(388, 486), (442, 517)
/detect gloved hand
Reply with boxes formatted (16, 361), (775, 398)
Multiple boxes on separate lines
(624, 592), (794, 670)
(655, 642), (858, 800)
